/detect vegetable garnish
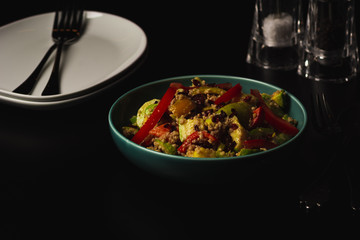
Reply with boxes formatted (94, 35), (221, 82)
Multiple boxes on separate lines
(131, 87), (177, 144)
(177, 131), (217, 153)
(250, 89), (299, 136)
(250, 106), (265, 128)
(122, 77), (300, 158)
(149, 123), (172, 137)
(214, 83), (242, 105)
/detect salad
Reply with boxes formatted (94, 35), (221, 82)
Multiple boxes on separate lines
(122, 77), (299, 158)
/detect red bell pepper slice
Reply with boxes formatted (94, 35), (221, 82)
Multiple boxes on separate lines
(243, 139), (278, 149)
(250, 106), (265, 128)
(250, 89), (267, 105)
(131, 87), (177, 144)
(250, 89), (299, 136)
(177, 131), (217, 153)
(214, 83), (242, 105)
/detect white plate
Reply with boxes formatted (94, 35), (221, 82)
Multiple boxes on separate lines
(0, 11), (147, 108)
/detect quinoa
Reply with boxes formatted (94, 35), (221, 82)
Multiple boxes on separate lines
(122, 77), (299, 157)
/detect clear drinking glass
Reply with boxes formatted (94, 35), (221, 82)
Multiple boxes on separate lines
(246, 0), (303, 70)
(297, 0), (359, 82)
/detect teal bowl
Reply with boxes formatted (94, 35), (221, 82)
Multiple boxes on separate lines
(108, 75), (307, 183)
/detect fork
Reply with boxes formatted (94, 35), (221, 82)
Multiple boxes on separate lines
(13, 6), (84, 95)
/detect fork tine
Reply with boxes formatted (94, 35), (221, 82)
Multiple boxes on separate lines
(59, 9), (67, 31)
(64, 8), (73, 31)
(68, 5), (83, 30)
(62, 4), (84, 32)
(75, 9), (84, 32)
(53, 10), (59, 30)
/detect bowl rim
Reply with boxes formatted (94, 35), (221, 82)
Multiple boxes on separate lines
(108, 74), (308, 162)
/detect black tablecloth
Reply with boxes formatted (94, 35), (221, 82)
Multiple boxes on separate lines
(1, 1), (359, 239)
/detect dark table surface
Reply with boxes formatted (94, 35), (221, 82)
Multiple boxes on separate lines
(1, 1), (360, 239)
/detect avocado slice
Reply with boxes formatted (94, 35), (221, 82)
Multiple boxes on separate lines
(273, 132), (291, 145)
(262, 91), (286, 118)
(136, 99), (160, 128)
(271, 90), (287, 109)
(178, 117), (205, 142)
(228, 116), (248, 152)
(186, 146), (217, 158)
(249, 127), (274, 139)
(216, 102), (252, 128)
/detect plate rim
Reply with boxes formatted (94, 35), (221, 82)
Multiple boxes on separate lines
(0, 10), (147, 108)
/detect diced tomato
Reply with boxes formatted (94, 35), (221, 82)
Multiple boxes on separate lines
(149, 123), (172, 137)
(214, 83), (242, 105)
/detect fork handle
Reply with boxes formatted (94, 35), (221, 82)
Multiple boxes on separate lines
(13, 43), (57, 94)
(42, 41), (64, 96)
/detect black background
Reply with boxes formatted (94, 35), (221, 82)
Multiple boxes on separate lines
(1, 1), (360, 239)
